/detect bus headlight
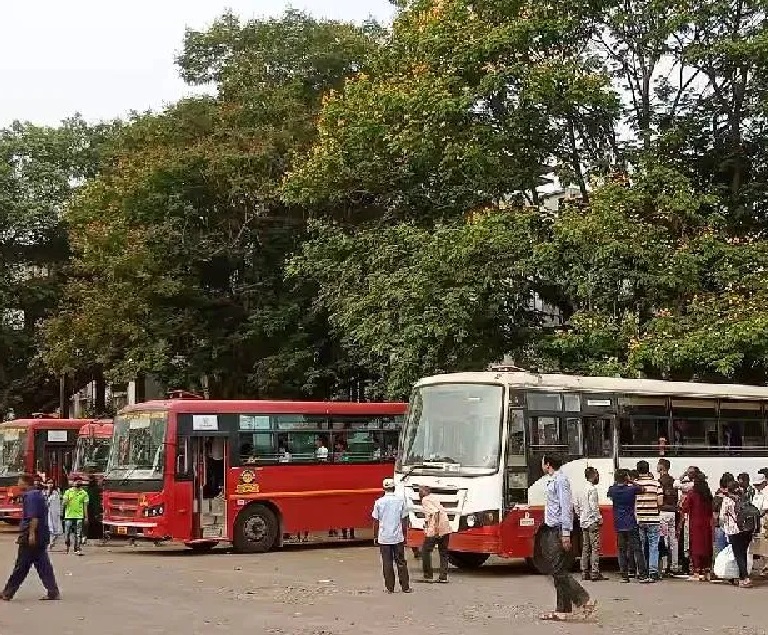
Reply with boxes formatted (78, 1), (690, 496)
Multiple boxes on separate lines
(143, 505), (164, 517)
(459, 510), (500, 531)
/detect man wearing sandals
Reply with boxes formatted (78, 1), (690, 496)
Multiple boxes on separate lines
(418, 485), (452, 584)
(537, 454), (596, 622)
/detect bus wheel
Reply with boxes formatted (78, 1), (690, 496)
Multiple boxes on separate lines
(448, 551), (489, 569)
(234, 505), (278, 553)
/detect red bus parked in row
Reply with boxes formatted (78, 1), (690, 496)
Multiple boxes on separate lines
(0, 416), (101, 521)
(102, 396), (406, 552)
(69, 421), (113, 485)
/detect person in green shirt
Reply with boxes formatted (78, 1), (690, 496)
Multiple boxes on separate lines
(62, 478), (89, 556)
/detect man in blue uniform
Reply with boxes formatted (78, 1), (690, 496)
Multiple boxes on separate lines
(1, 473), (60, 600)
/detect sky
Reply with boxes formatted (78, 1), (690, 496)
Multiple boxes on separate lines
(0, 0), (397, 127)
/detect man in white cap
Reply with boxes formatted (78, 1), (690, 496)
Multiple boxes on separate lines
(372, 478), (412, 593)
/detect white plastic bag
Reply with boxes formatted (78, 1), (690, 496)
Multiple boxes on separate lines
(713, 543), (753, 579)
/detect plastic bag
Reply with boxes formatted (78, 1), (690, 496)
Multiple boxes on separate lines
(713, 544), (753, 579)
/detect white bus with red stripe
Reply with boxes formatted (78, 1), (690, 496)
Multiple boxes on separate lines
(395, 370), (768, 569)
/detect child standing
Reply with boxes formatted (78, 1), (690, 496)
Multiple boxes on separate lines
(574, 467), (604, 581)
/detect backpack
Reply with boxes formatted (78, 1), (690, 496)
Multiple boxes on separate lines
(734, 496), (761, 535)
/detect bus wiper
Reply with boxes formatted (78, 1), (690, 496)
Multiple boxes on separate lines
(428, 456), (460, 464)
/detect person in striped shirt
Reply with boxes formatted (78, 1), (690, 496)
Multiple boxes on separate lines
(635, 460), (664, 582)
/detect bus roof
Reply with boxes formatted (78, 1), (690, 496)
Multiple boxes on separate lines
(119, 400), (407, 416)
(416, 371), (768, 401)
(1, 418), (102, 431)
(78, 421), (113, 438)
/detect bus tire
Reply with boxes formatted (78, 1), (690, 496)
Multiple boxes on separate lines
(233, 504), (278, 553)
(448, 551), (489, 569)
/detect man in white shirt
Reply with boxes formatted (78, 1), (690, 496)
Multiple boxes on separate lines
(315, 438), (329, 461)
(372, 479), (412, 593)
(574, 467), (604, 581)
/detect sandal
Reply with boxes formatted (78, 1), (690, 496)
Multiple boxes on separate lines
(580, 599), (598, 619)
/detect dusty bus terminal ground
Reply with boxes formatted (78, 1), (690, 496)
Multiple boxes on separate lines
(0, 528), (766, 635)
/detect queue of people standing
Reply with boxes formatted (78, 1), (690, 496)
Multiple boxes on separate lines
(598, 460), (768, 586)
(537, 454), (768, 622)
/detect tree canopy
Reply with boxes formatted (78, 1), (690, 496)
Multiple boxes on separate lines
(5, 3), (768, 415)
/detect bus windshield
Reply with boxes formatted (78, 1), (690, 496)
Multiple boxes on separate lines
(399, 383), (504, 475)
(106, 411), (167, 480)
(0, 428), (27, 477)
(73, 437), (111, 474)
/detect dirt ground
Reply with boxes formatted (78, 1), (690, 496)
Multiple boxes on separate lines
(0, 528), (766, 635)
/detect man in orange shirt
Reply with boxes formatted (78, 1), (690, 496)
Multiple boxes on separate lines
(418, 485), (452, 583)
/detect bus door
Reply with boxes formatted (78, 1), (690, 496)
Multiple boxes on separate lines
(189, 434), (228, 541)
(524, 418), (568, 487)
(36, 430), (75, 487)
(583, 416), (616, 467)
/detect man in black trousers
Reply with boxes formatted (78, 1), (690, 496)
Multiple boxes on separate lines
(1, 473), (60, 601)
(536, 454), (596, 622)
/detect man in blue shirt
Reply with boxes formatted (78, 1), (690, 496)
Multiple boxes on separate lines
(607, 469), (648, 582)
(1, 474), (60, 601)
(372, 478), (412, 593)
(536, 455), (595, 622)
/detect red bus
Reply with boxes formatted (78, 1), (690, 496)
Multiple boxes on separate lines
(69, 421), (113, 484)
(102, 396), (405, 551)
(0, 416), (95, 521)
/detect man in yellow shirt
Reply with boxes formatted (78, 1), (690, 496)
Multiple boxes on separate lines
(62, 478), (89, 556)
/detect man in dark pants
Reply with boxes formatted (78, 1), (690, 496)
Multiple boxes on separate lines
(418, 485), (451, 583)
(372, 478), (412, 593)
(536, 455), (595, 622)
(1, 473), (60, 601)
(608, 469), (647, 582)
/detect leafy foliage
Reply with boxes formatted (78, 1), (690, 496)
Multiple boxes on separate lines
(6, 1), (768, 414)
(41, 13), (383, 400)
(0, 117), (116, 417)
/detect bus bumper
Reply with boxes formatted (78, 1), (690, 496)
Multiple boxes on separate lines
(103, 520), (169, 542)
(0, 506), (22, 521)
(407, 526), (501, 554)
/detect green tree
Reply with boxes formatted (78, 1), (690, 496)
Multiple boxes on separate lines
(0, 117), (116, 417)
(289, 211), (540, 398)
(42, 12), (383, 399)
(285, 0), (619, 219)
